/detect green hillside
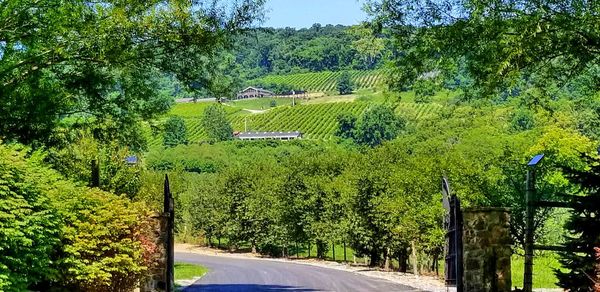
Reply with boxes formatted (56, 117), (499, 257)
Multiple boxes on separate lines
(146, 99), (444, 146)
(251, 70), (387, 92)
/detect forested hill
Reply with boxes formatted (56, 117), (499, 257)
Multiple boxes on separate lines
(232, 24), (390, 80)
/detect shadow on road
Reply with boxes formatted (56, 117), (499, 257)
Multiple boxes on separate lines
(183, 284), (319, 292)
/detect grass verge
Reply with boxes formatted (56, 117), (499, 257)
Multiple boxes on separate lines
(512, 252), (562, 288)
(175, 262), (209, 281)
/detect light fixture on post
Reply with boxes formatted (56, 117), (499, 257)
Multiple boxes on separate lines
(524, 154), (544, 292)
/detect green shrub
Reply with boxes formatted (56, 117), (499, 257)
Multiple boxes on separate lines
(0, 142), (157, 291)
(163, 116), (189, 147)
(47, 134), (142, 198)
(54, 188), (155, 291)
(0, 144), (61, 291)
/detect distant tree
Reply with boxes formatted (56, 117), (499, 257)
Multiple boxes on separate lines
(335, 112), (357, 140)
(348, 25), (386, 70)
(202, 105), (233, 142)
(163, 117), (188, 147)
(354, 105), (405, 147)
(510, 109), (535, 132)
(557, 155), (600, 291)
(413, 79), (437, 103)
(337, 72), (354, 95)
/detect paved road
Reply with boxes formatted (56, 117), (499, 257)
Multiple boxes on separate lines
(176, 252), (421, 292)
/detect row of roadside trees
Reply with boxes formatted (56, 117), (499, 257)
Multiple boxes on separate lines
(142, 101), (597, 278)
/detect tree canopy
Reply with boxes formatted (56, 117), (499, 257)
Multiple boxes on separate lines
(0, 0), (265, 146)
(368, 0), (600, 94)
(202, 104), (233, 142)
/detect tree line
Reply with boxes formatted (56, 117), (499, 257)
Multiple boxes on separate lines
(143, 101), (596, 278)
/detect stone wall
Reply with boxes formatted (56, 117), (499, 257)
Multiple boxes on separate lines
(140, 213), (167, 292)
(462, 207), (511, 292)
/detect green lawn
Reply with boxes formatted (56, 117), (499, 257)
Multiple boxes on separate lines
(512, 253), (562, 288)
(226, 97), (298, 110)
(168, 102), (240, 118)
(175, 262), (209, 281)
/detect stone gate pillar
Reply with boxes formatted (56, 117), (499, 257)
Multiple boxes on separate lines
(140, 213), (167, 292)
(462, 207), (511, 292)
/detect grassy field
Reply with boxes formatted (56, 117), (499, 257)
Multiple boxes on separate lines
(225, 97), (299, 110)
(167, 101), (240, 118)
(251, 70), (388, 92)
(512, 253), (562, 288)
(175, 262), (209, 281)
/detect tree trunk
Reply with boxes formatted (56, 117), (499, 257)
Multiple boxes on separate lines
(384, 247), (391, 271)
(369, 249), (380, 267)
(399, 248), (408, 273)
(332, 243), (336, 261)
(432, 253), (439, 276)
(411, 241), (419, 276)
(316, 240), (326, 259)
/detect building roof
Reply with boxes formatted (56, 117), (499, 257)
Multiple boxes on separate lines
(237, 131), (302, 139)
(239, 87), (275, 95)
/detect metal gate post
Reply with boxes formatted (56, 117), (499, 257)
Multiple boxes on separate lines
(443, 177), (463, 291)
(524, 154), (543, 292)
(164, 174), (174, 292)
(455, 196), (464, 292)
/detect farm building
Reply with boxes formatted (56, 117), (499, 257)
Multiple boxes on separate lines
(237, 87), (275, 99)
(235, 131), (302, 141)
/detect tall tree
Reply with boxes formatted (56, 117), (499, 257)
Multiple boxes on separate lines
(557, 155), (600, 291)
(348, 24), (386, 69)
(335, 112), (357, 140)
(337, 71), (354, 95)
(202, 104), (233, 142)
(354, 104), (405, 147)
(163, 116), (188, 147)
(0, 0), (265, 146)
(368, 0), (600, 94)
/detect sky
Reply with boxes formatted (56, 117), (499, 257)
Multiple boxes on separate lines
(263, 0), (368, 28)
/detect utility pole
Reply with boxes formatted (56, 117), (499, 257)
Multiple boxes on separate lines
(524, 154), (544, 292)
(244, 116), (248, 132)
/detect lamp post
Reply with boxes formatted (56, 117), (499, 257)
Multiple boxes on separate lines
(524, 154), (544, 292)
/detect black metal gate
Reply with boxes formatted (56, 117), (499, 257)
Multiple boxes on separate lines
(443, 177), (463, 291)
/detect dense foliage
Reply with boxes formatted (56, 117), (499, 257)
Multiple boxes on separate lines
(337, 71), (354, 95)
(0, 143), (156, 291)
(163, 117), (189, 147)
(232, 24), (389, 80)
(202, 104), (233, 142)
(369, 0), (600, 95)
(142, 100), (596, 273)
(0, 0), (264, 147)
(557, 157), (600, 290)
